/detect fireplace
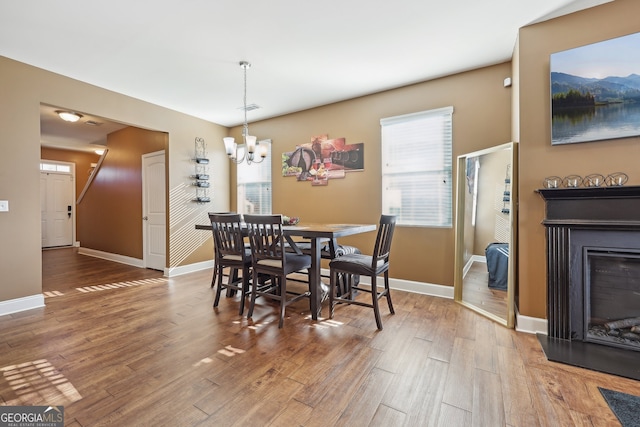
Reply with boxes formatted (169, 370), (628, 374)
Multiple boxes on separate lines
(537, 186), (640, 380)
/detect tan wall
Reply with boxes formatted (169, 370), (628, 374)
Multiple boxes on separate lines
(78, 127), (166, 258)
(516, 0), (640, 318)
(0, 55), (229, 304)
(10, 1), (632, 316)
(473, 147), (511, 254)
(230, 63), (513, 286)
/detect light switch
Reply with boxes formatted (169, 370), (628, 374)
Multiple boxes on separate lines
(0, 200), (8, 212)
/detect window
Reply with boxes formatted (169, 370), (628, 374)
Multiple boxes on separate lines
(381, 106), (453, 227)
(237, 142), (272, 215)
(40, 161), (72, 173)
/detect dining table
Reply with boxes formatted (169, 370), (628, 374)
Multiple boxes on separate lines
(195, 221), (376, 320)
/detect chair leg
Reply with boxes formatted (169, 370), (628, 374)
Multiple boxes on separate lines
(227, 268), (239, 297)
(238, 265), (250, 316)
(213, 263), (226, 308)
(346, 273), (354, 300)
(334, 272), (343, 297)
(247, 270), (258, 319)
(329, 269), (337, 319)
(384, 271), (395, 315)
(211, 264), (217, 288)
(278, 277), (286, 328)
(211, 249), (218, 288)
(370, 275), (383, 330)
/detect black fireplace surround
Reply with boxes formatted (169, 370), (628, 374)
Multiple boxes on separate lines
(537, 186), (640, 381)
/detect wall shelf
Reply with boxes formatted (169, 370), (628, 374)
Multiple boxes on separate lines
(192, 137), (211, 203)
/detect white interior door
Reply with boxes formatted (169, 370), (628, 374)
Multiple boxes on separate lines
(41, 171), (74, 248)
(142, 151), (166, 271)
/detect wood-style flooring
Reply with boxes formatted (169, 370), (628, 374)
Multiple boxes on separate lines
(0, 247), (638, 426)
(462, 261), (508, 321)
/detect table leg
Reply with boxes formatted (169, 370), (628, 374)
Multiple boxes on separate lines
(309, 237), (322, 320)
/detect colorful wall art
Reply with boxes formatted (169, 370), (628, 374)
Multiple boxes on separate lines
(282, 134), (364, 186)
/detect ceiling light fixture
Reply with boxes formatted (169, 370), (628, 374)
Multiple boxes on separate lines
(94, 149), (105, 155)
(222, 61), (267, 165)
(56, 110), (83, 122)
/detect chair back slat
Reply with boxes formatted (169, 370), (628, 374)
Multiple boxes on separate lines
(244, 214), (285, 264)
(371, 215), (396, 268)
(209, 213), (246, 259)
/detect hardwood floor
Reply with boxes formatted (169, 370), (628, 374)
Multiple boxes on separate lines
(1, 248), (639, 426)
(462, 261), (508, 320)
(42, 247), (164, 293)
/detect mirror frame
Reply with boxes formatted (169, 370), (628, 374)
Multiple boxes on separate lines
(453, 142), (517, 328)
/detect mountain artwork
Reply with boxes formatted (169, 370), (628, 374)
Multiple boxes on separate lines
(550, 32), (640, 145)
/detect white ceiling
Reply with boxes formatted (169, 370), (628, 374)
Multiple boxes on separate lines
(39, 104), (128, 152)
(1, 0), (612, 151)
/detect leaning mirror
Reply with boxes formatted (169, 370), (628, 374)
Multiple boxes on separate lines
(454, 142), (517, 328)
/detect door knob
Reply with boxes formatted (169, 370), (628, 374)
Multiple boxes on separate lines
(143, 216), (149, 221)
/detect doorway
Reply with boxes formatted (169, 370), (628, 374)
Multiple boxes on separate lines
(40, 105), (169, 292)
(142, 151), (166, 271)
(40, 160), (75, 248)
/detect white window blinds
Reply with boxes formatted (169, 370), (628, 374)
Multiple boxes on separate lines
(237, 142), (272, 215)
(381, 106), (453, 227)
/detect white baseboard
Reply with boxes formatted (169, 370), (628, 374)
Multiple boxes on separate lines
(472, 254), (487, 263)
(463, 255), (486, 278)
(515, 308), (547, 335)
(0, 294), (45, 317)
(388, 277), (454, 299)
(166, 260), (214, 277)
(320, 267), (454, 299)
(78, 247), (144, 268)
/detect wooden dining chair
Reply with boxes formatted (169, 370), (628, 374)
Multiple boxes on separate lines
(244, 214), (312, 328)
(328, 215), (397, 330)
(285, 238), (361, 296)
(208, 211), (235, 288)
(209, 213), (252, 315)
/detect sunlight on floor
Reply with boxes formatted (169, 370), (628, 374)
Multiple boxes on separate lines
(0, 359), (82, 406)
(43, 291), (64, 298)
(303, 314), (344, 329)
(76, 278), (167, 293)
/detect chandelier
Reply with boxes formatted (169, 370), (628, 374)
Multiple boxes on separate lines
(222, 61), (267, 165)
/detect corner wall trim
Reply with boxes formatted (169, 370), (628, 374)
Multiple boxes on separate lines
(388, 276), (454, 299)
(0, 294), (45, 317)
(78, 247), (144, 268)
(166, 260), (214, 277)
(516, 310), (548, 335)
(321, 268), (454, 299)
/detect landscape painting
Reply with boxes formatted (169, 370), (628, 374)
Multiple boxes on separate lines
(550, 31), (640, 145)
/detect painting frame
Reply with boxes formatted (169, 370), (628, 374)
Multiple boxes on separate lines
(550, 31), (640, 145)
(281, 134), (364, 186)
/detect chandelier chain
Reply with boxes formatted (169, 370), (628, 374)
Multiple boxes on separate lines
(243, 63), (248, 140)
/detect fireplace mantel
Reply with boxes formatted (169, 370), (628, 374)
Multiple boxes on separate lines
(537, 185), (640, 380)
(537, 185), (640, 227)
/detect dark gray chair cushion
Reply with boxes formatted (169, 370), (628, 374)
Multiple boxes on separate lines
(287, 241), (361, 259)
